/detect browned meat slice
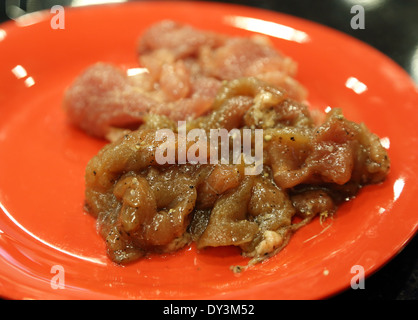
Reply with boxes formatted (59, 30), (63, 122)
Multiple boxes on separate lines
(263, 109), (391, 189)
(197, 177), (259, 249)
(84, 77), (390, 269)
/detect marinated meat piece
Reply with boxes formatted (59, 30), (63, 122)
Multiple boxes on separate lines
(290, 189), (336, 219)
(64, 21), (307, 139)
(262, 108), (391, 189)
(197, 177), (259, 248)
(85, 129), (213, 262)
(84, 77), (390, 270)
(195, 164), (245, 209)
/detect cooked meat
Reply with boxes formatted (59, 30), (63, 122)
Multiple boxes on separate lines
(84, 77), (390, 269)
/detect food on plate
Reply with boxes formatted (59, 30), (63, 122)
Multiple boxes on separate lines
(63, 20), (306, 140)
(66, 21), (390, 271)
(83, 76), (390, 270)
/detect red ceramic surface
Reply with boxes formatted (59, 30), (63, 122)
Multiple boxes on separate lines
(0, 1), (417, 300)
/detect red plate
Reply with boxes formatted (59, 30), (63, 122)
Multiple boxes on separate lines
(0, 1), (417, 300)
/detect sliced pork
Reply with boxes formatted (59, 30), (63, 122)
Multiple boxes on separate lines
(64, 20), (307, 140)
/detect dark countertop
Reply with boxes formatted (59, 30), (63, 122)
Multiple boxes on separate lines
(1, 0), (417, 300)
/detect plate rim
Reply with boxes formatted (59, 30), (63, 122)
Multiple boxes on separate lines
(0, 0), (417, 300)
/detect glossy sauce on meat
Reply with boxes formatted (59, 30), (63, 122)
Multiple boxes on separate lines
(84, 77), (390, 270)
